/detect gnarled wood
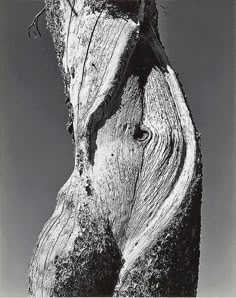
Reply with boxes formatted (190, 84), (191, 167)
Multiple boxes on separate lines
(29, 0), (202, 296)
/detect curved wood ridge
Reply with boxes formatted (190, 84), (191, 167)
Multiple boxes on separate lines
(29, 0), (202, 296)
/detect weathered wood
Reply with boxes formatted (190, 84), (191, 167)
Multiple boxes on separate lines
(29, 0), (202, 296)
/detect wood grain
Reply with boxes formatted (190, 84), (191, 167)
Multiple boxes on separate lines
(29, 0), (202, 296)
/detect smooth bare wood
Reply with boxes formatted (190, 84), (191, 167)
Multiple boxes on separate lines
(29, 0), (202, 296)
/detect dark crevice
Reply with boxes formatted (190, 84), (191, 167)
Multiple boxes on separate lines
(133, 124), (150, 142)
(85, 185), (92, 196)
(66, 102), (75, 142)
(85, 179), (93, 196)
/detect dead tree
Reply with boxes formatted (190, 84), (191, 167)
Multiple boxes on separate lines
(29, 0), (202, 296)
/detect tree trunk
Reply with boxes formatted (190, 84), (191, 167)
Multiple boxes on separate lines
(29, 0), (202, 296)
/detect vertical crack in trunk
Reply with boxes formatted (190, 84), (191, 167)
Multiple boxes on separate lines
(29, 0), (202, 296)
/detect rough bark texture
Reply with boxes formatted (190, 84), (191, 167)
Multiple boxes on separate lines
(29, 0), (202, 296)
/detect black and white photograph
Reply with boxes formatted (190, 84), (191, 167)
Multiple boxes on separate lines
(0, 0), (235, 296)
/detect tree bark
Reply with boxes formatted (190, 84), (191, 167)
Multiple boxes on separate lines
(29, 0), (202, 296)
